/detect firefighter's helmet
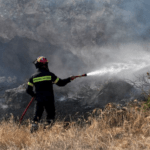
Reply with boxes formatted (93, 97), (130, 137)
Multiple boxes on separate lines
(33, 56), (48, 68)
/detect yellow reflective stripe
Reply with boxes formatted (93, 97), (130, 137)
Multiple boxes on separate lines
(33, 76), (51, 83)
(54, 78), (59, 84)
(28, 82), (33, 87)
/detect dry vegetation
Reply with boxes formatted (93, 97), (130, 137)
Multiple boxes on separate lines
(1, 100), (150, 150)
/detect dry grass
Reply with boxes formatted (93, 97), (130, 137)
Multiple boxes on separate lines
(1, 101), (150, 150)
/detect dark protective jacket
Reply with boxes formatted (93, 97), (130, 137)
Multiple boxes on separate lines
(26, 68), (71, 100)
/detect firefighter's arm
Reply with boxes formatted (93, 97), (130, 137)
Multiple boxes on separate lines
(54, 77), (71, 86)
(52, 74), (76, 86)
(26, 78), (36, 97)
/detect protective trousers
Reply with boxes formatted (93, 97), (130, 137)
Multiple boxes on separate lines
(33, 96), (55, 123)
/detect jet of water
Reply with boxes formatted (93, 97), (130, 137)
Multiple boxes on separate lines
(87, 61), (149, 76)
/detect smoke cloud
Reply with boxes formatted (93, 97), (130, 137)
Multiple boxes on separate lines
(0, 0), (150, 83)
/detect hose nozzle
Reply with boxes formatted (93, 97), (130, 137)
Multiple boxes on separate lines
(70, 74), (87, 81)
(74, 74), (87, 78)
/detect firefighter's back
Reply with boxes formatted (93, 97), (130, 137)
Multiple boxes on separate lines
(32, 68), (54, 93)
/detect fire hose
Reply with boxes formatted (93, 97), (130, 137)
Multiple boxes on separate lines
(19, 97), (34, 124)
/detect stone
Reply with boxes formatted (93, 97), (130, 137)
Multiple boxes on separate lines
(1, 79), (140, 122)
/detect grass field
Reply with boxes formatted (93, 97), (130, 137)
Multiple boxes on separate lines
(0, 101), (150, 150)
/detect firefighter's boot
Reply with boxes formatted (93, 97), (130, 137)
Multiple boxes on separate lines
(44, 119), (53, 130)
(30, 122), (38, 133)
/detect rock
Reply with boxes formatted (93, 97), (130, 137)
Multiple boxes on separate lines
(2, 83), (95, 121)
(1, 79), (141, 122)
(2, 84), (33, 121)
(88, 79), (138, 107)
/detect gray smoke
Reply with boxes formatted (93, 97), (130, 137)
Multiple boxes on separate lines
(0, 0), (150, 83)
(0, 0), (149, 43)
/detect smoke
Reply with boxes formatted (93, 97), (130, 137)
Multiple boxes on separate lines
(0, 0), (149, 43)
(0, 0), (150, 83)
(87, 43), (150, 78)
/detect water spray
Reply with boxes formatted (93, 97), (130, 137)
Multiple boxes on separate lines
(75, 61), (150, 79)
(87, 62), (149, 77)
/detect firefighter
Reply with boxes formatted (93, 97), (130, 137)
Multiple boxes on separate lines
(26, 56), (76, 132)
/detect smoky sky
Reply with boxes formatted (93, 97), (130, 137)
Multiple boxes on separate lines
(0, 0), (149, 44)
(0, 0), (150, 82)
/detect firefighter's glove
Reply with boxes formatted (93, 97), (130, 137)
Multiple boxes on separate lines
(70, 76), (77, 81)
(147, 72), (150, 76)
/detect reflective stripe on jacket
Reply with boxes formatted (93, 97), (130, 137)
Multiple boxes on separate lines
(26, 68), (71, 99)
